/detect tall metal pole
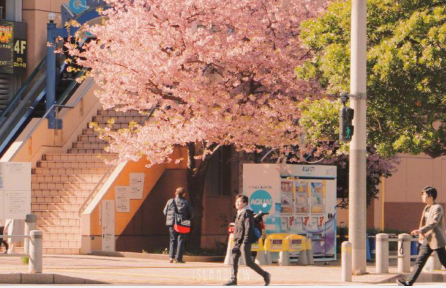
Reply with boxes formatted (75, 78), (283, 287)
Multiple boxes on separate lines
(349, 0), (367, 275)
(46, 20), (57, 129)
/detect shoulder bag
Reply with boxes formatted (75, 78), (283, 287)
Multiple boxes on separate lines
(172, 199), (191, 234)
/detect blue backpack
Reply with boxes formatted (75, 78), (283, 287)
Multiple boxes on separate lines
(250, 227), (262, 244)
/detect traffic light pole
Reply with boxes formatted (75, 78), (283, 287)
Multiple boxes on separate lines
(349, 0), (367, 275)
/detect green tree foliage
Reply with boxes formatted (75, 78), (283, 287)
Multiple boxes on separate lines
(297, 99), (398, 206)
(296, 0), (446, 158)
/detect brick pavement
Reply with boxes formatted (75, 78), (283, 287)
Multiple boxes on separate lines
(0, 254), (444, 285)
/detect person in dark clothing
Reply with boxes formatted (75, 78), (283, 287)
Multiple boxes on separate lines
(0, 220), (8, 253)
(163, 187), (194, 264)
(224, 194), (270, 286)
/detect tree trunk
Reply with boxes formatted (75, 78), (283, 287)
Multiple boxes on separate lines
(185, 142), (217, 250)
(187, 169), (207, 250)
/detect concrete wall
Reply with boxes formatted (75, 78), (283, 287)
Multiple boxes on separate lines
(1, 78), (99, 165)
(83, 152), (234, 253)
(23, 0), (66, 75)
(337, 153), (446, 233)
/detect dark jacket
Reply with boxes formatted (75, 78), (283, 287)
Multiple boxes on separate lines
(163, 197), (194, 227)
(233, 206), (255, 248)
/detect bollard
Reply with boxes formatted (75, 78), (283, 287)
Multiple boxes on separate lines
(265, 250), (272, 265)
(279, 250), (290, 266)
(29, 230), (43, 274)
(424, 251), (441, 272)
(398, 233), (411, 273)
(255, 250), (267, 265)
(376, 233), (389, 273)
(25, 214), (37, 256)
(297, 243), (308, 266)
(341, 241), (352, 282)
(306, 238), (314, 265)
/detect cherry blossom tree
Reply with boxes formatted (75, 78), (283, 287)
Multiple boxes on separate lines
(68, 0), (326, 248)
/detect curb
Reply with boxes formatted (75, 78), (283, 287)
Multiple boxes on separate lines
(0, 273), (106, 284)
(89, 250), (225, 262)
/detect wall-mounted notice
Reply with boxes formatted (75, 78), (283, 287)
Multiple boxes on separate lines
(0, 162), (31, 219)
(102, 200), (115, 252)
(129, 173), (144, 199)
(115, 186), (130, 212)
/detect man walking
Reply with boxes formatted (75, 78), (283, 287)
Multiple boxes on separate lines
(397, 186), (446, 286)
(163, 187), (194, 264)
(224, 194), (270, 286)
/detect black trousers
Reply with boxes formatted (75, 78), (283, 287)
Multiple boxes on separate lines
(231, 243), (267, 282)
(0, 227), (8, 251)
(407, 244), (446, 285)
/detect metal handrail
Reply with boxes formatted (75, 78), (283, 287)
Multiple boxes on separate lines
(0, 235), (30, 238)
(9, 79), (95, 160)
(0, 56), (47, 121)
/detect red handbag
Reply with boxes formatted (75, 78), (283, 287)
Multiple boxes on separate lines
(172, 199), (191, 234)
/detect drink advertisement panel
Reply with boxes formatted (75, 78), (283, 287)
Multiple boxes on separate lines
(243, 164), (337, 260)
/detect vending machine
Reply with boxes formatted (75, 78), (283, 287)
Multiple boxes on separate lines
(243, 164), (337, 260)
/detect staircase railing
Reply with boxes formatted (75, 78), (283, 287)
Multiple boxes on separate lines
(0, 58), (83, 157)
(7, 77), (94, 161)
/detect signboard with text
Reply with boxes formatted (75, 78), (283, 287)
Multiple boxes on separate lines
(0, 162), (31, 219)
(0, 20), (27, 75)
(243, 164), (337, 260)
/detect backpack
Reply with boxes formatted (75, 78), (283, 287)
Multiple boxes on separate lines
(248, 212), (262, 244)
(250, 226), (262, 244)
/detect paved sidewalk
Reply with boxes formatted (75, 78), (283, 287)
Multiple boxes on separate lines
(0, 254), (443, 285)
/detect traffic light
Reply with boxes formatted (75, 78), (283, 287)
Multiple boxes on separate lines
(339, 105), (354, 142)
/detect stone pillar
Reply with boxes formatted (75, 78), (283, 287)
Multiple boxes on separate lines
(398, 233), (411, 273)
(29, 230), (43, 274)
(24, 214), (37, 256)
(376, 233), (389, 273)
(342, 241), (352, 282)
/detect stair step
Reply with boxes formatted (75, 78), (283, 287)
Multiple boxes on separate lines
(67, 148), (111, 154)
(38, 225), (80, 233)
(37, 161), (109, 169)
(42, 153), (117, 162)
(33, 210), (79, 219)
(32, 203), (81, 211)
(92, 115), (147, 124)
(77, 135), (107, 143)
(92, 122), (132, 129)
(33, 189), (91, 197)
(32, 182), (98, 190)
(41, 232), (81, 240)
(32, 196), (86, 204)
(33, 167), (108, 175)
(37, 217), (80, 226)
(32, 174), (103, 183)
(97, 109), (141, 117)
(82, 128), (100, 136)
(72, 142), (108, 150)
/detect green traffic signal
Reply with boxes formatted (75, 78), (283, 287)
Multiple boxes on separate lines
(339, 106), (354, 142)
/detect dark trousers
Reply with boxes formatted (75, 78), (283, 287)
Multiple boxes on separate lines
(407, 244), (446, 285)
(0, 227), (8, 251)
(169, 227), (186, 261)
(231, 243), (267, 282)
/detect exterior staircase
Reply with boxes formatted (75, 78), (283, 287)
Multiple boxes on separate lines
(31, 109), (146, 254)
